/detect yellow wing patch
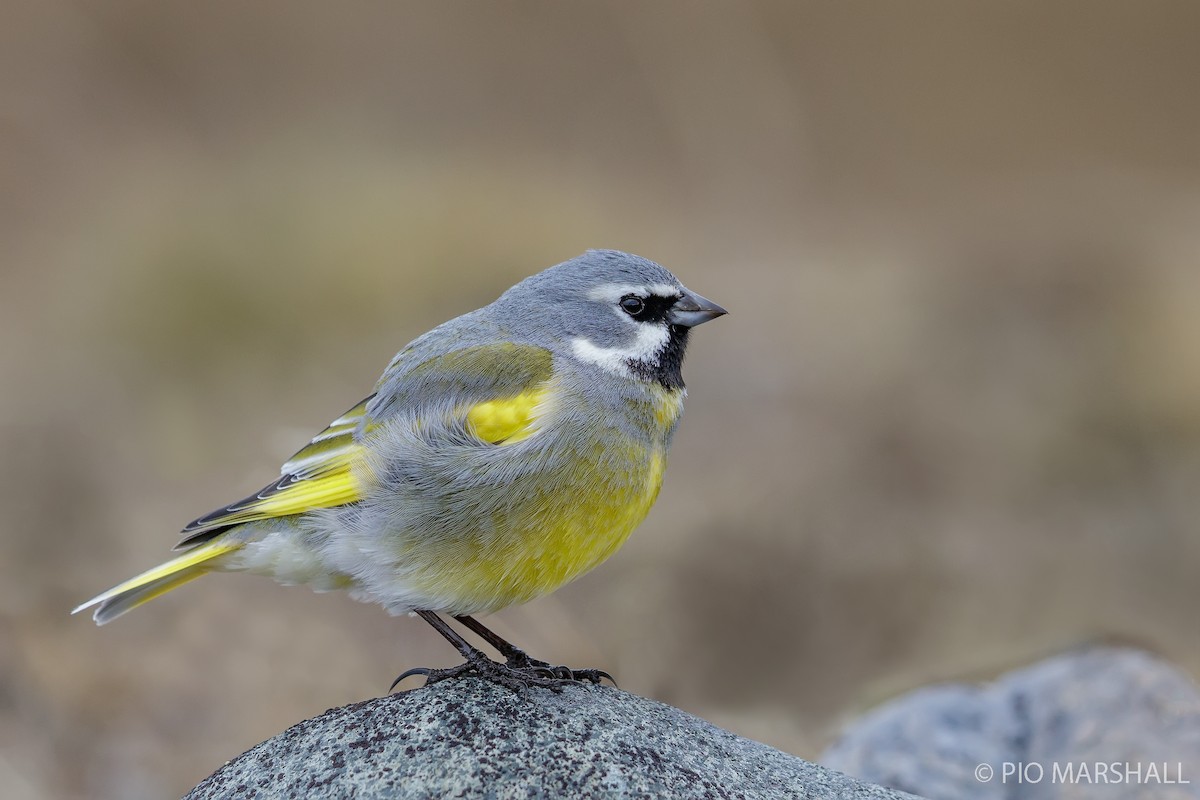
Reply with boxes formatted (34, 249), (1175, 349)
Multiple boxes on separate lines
(465, 385), (551, 444)
(179, 450), (366, 539)
(244, 462), (362, 518)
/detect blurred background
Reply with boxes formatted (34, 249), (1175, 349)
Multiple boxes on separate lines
(3, 1), (1199, 797)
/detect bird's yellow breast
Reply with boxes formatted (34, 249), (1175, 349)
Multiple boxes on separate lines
(403, 383), (686, 618)
(433, 445), (666, 614)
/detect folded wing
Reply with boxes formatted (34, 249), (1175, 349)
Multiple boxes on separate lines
(174, 396), (374, 549)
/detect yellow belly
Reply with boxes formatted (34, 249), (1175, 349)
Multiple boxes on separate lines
(411, 447), (667, 614)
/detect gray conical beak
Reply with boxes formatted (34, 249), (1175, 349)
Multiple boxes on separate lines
(668, 289), (728, 327)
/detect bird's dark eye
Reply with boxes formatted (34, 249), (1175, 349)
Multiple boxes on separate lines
(620, 295), (646, 317)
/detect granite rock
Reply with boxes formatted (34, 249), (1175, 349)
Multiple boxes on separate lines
(188, 678), (920, 799)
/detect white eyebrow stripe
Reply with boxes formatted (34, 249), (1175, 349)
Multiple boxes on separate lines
(587, 282), (681, 302)
(570, 323), (671, 376)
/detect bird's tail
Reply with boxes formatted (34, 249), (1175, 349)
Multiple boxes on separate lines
(73, 537), (242, 625)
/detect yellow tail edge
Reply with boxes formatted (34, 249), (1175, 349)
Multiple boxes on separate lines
(73, 538), (242, 625)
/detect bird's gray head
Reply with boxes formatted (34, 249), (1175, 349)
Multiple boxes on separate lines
(492, 250), (726, 389)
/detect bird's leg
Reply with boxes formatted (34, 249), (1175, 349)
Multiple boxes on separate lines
(416, 610), (492, 664)
(452, 614), (548, 671)
(390, 610), (572, 693)
(453, 614), (616, 687)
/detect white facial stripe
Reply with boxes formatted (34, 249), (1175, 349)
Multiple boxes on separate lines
(586, 282), (680, 303)
(571, 339), (632, 376)
(571, 322), (671, 376)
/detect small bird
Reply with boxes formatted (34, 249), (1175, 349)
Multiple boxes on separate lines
(75, 250), (726, 689)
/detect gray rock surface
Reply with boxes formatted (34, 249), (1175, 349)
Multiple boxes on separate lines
(188, 679), (919, 799)
(822, 647), (1200, 799)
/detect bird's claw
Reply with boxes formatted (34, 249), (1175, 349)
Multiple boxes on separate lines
(389, 666), (434, 692)
(570, 668), (617, 687)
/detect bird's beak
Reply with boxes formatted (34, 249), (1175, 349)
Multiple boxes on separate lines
(668, 290), (728, 328)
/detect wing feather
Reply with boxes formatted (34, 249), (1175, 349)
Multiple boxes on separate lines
(174, 342), (557, 550)
(175, 396), (375, 548)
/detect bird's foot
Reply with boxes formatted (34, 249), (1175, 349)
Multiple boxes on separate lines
(390, 650), (610, 694)
(501, 650), (617, 687)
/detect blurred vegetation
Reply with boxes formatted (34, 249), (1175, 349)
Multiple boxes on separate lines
(2, 1), (1199, 798)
